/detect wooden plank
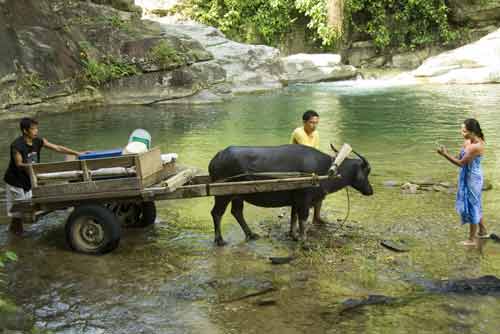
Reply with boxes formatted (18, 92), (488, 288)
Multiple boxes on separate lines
(81, 160), (91, 181)
(138, 147), (162, 181)
(162, 168), (198, 192)
(32, 160), (82, 174)
(31, 155), (136, 174)
(81, 155), (136, 170)
(146, 184), (207, 201)
(141, 162), (177, 188)
(28, 190), (142, 207)
(147, 175), (327, 200)
(190, 174), (211, 185)
(207, 176), (326, 196)
(32, 178), (141, 198)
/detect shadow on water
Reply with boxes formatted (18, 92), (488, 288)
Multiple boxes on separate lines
(2, 84), (500, 332)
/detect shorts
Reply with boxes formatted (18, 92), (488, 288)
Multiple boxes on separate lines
(5, 184), (32, 218)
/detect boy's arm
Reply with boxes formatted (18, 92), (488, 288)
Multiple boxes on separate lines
(13, 150), (29, 168)
(43, 138), (82, 156)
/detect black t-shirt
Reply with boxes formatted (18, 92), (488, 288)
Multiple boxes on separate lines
(3, 136), (44, 191)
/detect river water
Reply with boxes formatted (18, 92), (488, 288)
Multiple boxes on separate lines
(1, 81), (500, 333)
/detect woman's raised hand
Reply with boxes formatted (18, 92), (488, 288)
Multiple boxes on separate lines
(437, 145), (448, 156)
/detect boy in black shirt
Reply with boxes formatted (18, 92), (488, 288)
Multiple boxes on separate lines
(4, 117), (84, 235)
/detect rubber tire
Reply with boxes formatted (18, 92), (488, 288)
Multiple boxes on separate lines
(135, 201), (156, 228)
(65, 204), (121, 254)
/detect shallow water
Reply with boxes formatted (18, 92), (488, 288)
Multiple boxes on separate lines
(1, 82), (500, 333)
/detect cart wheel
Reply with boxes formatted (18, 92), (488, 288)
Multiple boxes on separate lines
(65, 204), (121, 254)
(112, 201), (156, 228)
(137, 201), (156, 228)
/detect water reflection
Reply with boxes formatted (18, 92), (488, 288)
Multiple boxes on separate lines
(2, 83), (500, 333)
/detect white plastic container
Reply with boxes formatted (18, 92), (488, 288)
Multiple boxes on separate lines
(128, 129), (151, 150)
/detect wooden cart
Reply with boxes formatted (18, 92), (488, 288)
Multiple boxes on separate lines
(6, 149), (329, 255)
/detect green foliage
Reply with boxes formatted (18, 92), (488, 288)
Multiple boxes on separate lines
(345, 0), (460, 50)
(174, 0), (464, 51)
(146, 40), (183, 68)
(18, 72), (47, 96)
(0, 251), (17, 269)
(82, 57), (139, 86)
(173, 0), (298, 45)
(0, 251), (17, 287)
(295, 0), (339, 46)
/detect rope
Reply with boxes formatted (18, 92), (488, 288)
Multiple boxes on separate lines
(331, 187), (350, 235)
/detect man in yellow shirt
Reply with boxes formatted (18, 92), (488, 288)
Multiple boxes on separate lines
(290, 110), (319, 149)
(290, 110), (326, 224)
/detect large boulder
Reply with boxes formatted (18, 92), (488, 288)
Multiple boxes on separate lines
(448, 0), (500, 25)
(411, 28), (500, 84)
(156, 21), (286, 92)
(282, 53), (357, 83)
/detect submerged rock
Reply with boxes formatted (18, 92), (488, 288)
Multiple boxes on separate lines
(431, 275), (500, 294)
(380, 240), (410, 252)
(401, 182), (419, 194)
(269, 256), (295, 265)
(338, 295), (400, 313)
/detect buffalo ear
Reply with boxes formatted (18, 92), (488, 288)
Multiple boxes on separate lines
(330, 143), (339, 153)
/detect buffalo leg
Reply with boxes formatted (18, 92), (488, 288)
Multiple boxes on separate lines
(231, 199), (260, 241)
(313, 200), (328, 225)
(297, 206), (310, 242)
(289, 206), (299, 241)
(211, 196), (231, 246)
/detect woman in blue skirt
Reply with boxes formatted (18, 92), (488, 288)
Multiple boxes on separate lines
(437, 118), (487, 246)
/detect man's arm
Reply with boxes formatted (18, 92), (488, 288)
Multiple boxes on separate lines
(43, 138), (82, 156)
(290, 129), (301, 145)
(13, 150), (29, 169)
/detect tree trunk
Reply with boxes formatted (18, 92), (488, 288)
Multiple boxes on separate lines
(327, 0), (344, 33)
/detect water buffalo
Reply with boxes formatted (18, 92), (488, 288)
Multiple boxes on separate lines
(208, 144), (373, 246)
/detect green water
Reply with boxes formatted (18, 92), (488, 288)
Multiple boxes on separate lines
(1, 82), (500, 333)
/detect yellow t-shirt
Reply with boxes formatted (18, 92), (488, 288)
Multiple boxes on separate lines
(290, 127), (319, 149)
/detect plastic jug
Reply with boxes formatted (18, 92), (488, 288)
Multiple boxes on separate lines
(128, 129), (151, 150)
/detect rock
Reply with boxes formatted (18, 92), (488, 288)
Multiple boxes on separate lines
(483, 180), (493, 191)
(448, 0), (500, 25)
(269, 256), (295, 265)
(101, 60), (227, 104)
(345, 40), (378, 67)
(431, 275), (500, 294)
(412, 28), (500, 84)
(380, 240), (410, 252)
(338, 295), (400, 313)
(390, 47), (443, 70)
(155, 20), (286, 93)
(256, 298), (277, 306)
(383, 180), (401, 187)
(281, 53), (357, 83)
(401, 182), (419, 194)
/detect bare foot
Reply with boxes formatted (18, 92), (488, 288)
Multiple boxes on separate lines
(459, 240), (477, 246)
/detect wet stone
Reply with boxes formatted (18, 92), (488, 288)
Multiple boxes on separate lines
(430, 275), (500, 294)
(380, 240), (410, 252)
(337, 295), (400, 314)
(269, 256), (294, 265)
(256, 298), (277, 306)
(383, 180), (401, 187)
(401, 182), (419, 194)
